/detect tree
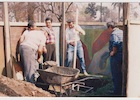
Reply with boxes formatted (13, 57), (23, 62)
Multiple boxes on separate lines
(111, 3), (123, 22)
(96, 5), (109, 22)
(85, 3), (97, 19)
(0, 2), (3, 21)
(8, 2), (42, 22)
(85, 3), (110, 22)
(27, 2), (39, 21)
(100, 3), (102, 22)
(37, 2), (74, 22)
(8, 2), (29, 22)
(8, 2), (75, 22)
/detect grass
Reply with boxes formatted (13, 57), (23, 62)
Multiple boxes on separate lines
(71, 76), (114, 97)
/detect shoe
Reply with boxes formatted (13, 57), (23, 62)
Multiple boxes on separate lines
(83, 70), (89, 76)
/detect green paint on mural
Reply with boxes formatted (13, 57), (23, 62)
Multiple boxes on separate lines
(80, 28), (104, 59)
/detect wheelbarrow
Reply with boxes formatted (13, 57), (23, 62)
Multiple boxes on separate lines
(39, 61), (58, 69)
(37, 67), (80, 96)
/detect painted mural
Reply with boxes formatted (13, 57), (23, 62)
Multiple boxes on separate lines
(76, 25), (112, 76)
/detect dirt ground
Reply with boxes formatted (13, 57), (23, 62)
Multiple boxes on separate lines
(0, 75), (55, 97)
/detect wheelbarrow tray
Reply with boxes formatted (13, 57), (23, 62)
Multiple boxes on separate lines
(37, 67), (80, 85)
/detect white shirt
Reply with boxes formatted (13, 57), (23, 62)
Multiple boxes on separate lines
(20, 30), (46, 51)
(112, 28), (123, 43)
(66, 25), (85, 44)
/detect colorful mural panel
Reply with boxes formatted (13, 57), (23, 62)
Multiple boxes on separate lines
(77, 26), (112, 75)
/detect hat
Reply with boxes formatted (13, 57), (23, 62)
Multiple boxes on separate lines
(67, 19), (74, 23)
(106, 21), (116, 28)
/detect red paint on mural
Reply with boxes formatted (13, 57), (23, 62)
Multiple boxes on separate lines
(76, 41), (91, 71)
(92, 29), (112, 55)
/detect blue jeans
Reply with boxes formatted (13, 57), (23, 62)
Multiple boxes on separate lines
(110, 53), (122, 95)
(65, 41), (86, 72)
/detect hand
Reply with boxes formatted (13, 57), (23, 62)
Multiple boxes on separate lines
(110, 51), (115, 56)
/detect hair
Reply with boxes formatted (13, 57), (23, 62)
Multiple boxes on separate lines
(45, 17), (53, 22)
(106, 21), (116, 28)
(67, 19), (74, 23)
(27, 20), (35, 29)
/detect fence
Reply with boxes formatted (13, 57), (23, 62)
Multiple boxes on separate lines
(0, 22), (123, 77)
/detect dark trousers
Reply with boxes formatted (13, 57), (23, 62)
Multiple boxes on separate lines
(19, 45), (39, 83)
(110, 53), (122, 95)
(43, 43), (56, 62)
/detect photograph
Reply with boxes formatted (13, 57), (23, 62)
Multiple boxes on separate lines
(0, 1), (140, 99)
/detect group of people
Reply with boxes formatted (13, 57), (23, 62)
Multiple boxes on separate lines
(19, 17), (123, 96)
(19, 17), (89, 84)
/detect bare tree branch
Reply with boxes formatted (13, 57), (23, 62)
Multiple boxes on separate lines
(65, 2), (73, 13)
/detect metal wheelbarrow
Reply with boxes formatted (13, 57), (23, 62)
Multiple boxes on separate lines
(37, 67), (80, 96)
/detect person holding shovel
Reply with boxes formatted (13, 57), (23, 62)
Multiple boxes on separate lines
(65, 19), (88, 76)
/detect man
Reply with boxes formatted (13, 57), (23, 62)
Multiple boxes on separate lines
(107, 21), (123, 96)
(42, 17), (56, 63)
(65, 19), (88, 76)
(19, 20), (46, 83)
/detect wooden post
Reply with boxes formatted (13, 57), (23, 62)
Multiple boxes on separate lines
(73, 9), (79, 69)
(62, 2), (65, 66)
(122, 3), (129, 96)
(3, 2), (13, 78)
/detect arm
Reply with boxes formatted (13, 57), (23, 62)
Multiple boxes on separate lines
(37, 32), (46, 63)
(19, 35), (25, 44)
(37, 45), (44, 63)
(110, 47), (117, 56)
(110, 33), (119, 56)
(19, 30), (27, 44)
(41, 27), (49, 38)
(75, 25), (85, 35)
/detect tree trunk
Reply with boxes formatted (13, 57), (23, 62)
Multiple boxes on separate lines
(27, 2), (34, 21)
(100, 3), (102, 22)
(41, 2), (44, 22)
(118, 4), (121, 22)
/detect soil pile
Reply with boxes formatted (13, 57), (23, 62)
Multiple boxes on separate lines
(0, 75), (54, 97)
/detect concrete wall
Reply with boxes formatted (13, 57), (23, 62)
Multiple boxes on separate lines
(127, 21), (140, 97)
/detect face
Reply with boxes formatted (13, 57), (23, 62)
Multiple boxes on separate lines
(67, 22), (74, 29)
(108, 26), (113, 32)
(45, 20), (52, 28)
